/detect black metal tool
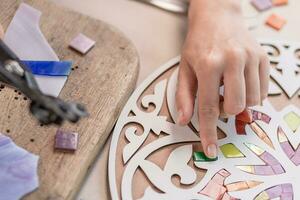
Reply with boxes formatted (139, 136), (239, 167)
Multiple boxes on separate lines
(0, 39), (88, 125)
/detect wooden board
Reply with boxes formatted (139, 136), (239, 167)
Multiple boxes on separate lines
(0, 0), (139, 199)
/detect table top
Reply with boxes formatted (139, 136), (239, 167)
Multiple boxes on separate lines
(0, 0), (139, 199)
(51, 0), (300, 199)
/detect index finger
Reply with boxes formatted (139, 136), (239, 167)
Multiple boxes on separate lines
(197, 68), (222, 159)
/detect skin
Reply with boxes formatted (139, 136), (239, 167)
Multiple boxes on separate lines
(177, 0), (270, 158)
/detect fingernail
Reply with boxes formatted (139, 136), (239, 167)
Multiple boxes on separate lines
(177, 110), (184, 125)
(207, 144), (217, 159)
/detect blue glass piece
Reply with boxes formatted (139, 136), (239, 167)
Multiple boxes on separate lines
(22, 60), (72, 76)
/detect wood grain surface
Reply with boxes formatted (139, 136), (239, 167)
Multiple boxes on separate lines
(0, 0), (139, 199)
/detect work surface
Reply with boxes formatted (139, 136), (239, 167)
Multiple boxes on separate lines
(0, 0), (139, 199)
(49, 0), (300, 199)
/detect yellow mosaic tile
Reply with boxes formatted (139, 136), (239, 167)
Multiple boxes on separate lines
(220, 143), (245, 158)
(245, 143), (265, 155)
(278, 128), (288, 143)
(255, 191), (269, 200)
(284, 111), (300, 132)
(237, 165), (254, 173)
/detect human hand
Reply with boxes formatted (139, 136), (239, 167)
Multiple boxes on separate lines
(176, 0), (270, 158)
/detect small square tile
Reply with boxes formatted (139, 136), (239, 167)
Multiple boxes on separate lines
(69, 33), (95, 54)
(55, 130), (78, 151)
(272, 0), (288, 6)
(284, 111), (300, 132)
(193, 151), (218, 162)
(251, 0), (273, 11)
(266, 14), (287, 30)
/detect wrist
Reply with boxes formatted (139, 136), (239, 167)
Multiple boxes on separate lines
(188, 0), (242, 20)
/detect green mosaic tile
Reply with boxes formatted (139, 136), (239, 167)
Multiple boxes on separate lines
(193, 151), (218, 162)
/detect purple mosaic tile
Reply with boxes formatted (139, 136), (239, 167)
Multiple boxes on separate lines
(271, 164), (285, 174)
(54, 130), (78, 151)
(266, 185), (282, 199)
(254, 165), (274, 175)
(251, 0), (273, 11)
(260, 152), (280, 165)
(280, 141), (295, 158)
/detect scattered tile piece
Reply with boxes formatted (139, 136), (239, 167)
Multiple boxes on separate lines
(261, 114), (271, 123)
(220, 143), (244, 158)
(212, 173), (225, 185)
(221, 193), (234, 200)
(236, 120), (247, 135)
(283, 111), (300, 132)
(218, 169), (231, 177)
(226, 181), (249, 192)
(199, 181), (226, 199)
(254, 165), (274, 175)
(280, 141), (295, 158)
(260, 152), (280, 165)
(291, 148), (300, 165)
(193, 151), (218, 162)
(281, 183), (293, 193)
(236, 109), (253, 123)
(266, 185), (282, 199)
(255, 191), (269, 200)
(54, 130), (78, 151)
(252, 110), (262, 121)
(246, 143), (265, 155)
(250, 122), (268, 140)
(278, 127), (288, 143)
(280, 192), (293, 200)
(246, 181), (263, 188)
(272, 164), (285, 174)
(0, 134), (39, 200)
(266, 13), (287, 30)
(237, 165), (254, 173)
(272, 0), (288, 6)
(251, 0), (273, 11)
(69, 33), (95, 54)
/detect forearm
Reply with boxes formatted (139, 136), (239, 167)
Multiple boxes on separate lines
(188, 0), (242, 21)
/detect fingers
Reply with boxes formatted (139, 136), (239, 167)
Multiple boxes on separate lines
(223, 49), (246, 115)
(245, 51), (260, 106)
(259, 53), (270, 101)
(197, 58), (222, 158)
(176, 58), (197, 125)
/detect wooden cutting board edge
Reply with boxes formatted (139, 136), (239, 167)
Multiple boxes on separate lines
(0, 0), (140, 199)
